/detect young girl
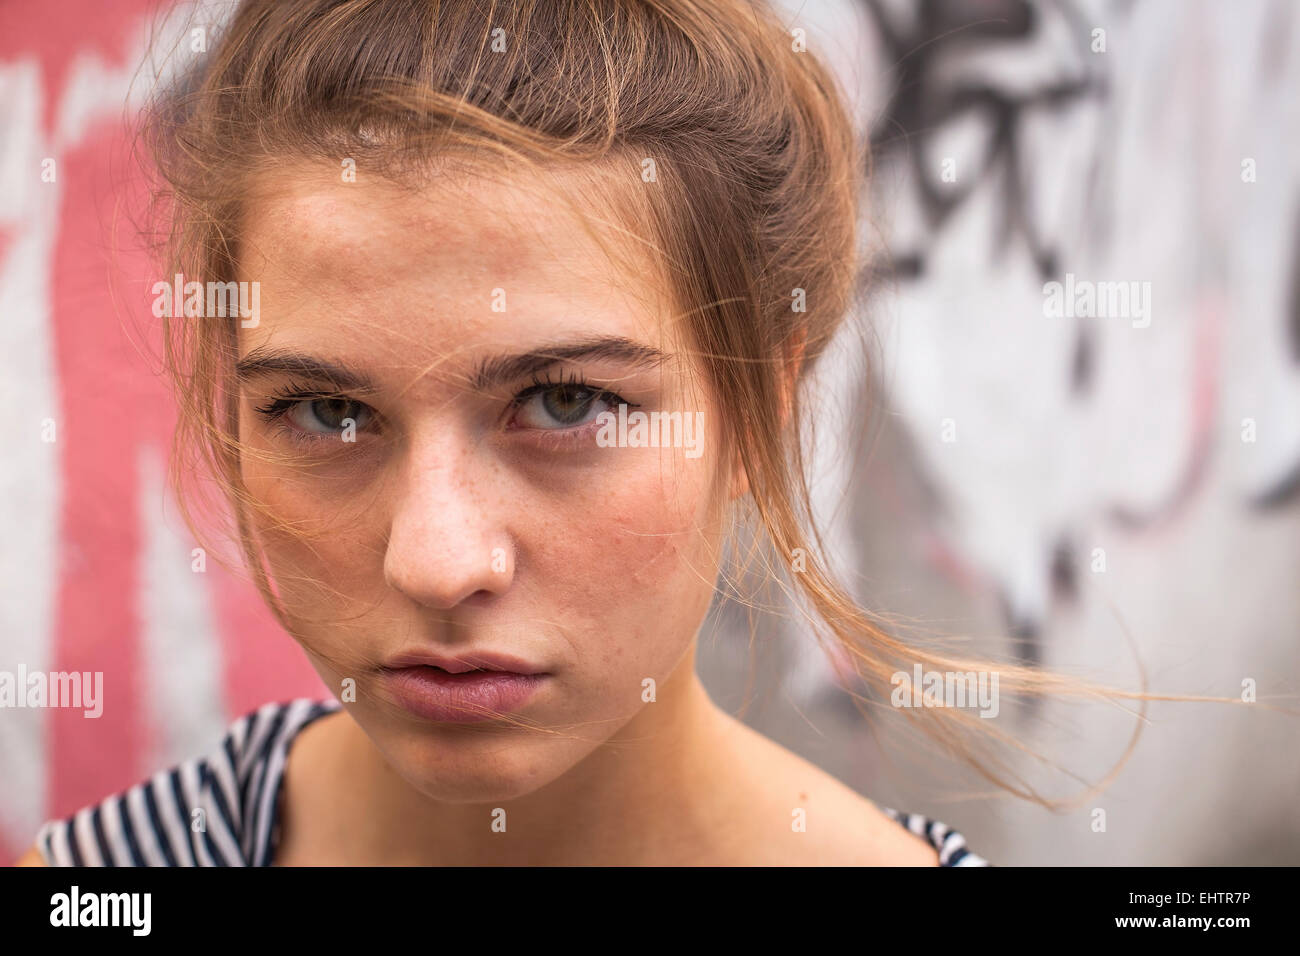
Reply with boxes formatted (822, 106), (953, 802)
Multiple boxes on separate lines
(21, 0), (1047, 866)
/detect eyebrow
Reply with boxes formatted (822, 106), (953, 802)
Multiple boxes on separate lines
(468, 336), (668, 390)
(235, 335), (669, 393)
(235, 349), (377, 392)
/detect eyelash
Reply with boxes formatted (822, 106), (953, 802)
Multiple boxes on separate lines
(510, 368), (635, 416)
(251, 377), (362, 446)
(251, 371), (637, 447)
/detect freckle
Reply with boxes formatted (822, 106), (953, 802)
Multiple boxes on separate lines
(799, 792), (808, 801)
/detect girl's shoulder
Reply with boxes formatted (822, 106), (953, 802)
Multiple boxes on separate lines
(32, 697), (341, 867)
(715, 705), (992, 866)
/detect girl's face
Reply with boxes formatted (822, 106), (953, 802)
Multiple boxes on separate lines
(235, 165), (734, 802)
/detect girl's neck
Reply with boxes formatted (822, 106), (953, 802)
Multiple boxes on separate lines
(281, 667), (755, 865)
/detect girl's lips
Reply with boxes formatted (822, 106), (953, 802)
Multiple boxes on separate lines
(383, 650), (546, 675)
(381, 666), (546, 723)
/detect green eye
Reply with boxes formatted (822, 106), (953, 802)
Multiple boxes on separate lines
(513, 381), (628, 431)
(253, 392), (376, 441)
(302, 398), (369, 431)
(540, 385), (600, 425)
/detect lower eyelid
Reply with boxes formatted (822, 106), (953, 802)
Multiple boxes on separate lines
(271, 418), (336, 445)
(511, 416), (609, 450)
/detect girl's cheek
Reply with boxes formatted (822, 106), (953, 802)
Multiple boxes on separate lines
(525, 455), (720, 671)
(242, 465), (386, 612)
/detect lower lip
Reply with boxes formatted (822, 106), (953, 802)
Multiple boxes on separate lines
(381, 667), (546, 723)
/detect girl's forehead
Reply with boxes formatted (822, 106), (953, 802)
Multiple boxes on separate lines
(239, 163), (671, 315)
(234, 165), (694, 384)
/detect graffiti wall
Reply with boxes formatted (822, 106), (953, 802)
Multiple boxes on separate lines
(732, 0), (1299, 864)
(0, 0), (328, 865)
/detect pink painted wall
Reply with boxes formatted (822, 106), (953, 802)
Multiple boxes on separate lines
(0, 0), (327, 865)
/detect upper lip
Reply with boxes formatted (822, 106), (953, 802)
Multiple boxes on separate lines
(383, 650), (546, 675)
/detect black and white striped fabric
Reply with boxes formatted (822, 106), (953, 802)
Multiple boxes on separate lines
(35, 698), (341, 867)
(881, 807), (991, 867)
(36, 697), (990, 866)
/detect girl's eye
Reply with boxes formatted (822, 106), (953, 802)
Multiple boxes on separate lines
(253, 378), (633, 443)
(293, 398), (373, 434)
(512, 383), (628, 430)
(255, 395), (375, 439)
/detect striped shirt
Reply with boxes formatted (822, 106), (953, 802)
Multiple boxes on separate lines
(35, 697), (991, 866)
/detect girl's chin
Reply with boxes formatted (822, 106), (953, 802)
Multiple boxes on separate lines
(377, 734), (583, 804)
(398, 767), (564, 805)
